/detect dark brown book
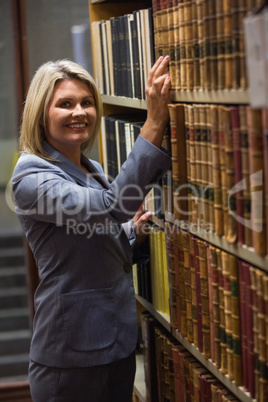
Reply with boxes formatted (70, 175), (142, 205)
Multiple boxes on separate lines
(239, 105), (252, 248)
(168, 103), (188, 222)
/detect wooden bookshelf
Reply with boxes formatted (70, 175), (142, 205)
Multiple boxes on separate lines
(137, 294), (255, 402)
(89, 1), (266, 400)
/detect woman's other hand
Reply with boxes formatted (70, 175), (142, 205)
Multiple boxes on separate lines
(133, 203), (152, 247)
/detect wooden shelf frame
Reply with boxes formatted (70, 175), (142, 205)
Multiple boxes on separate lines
(136, 295), (255, 402)
(100, 89), (250, 108)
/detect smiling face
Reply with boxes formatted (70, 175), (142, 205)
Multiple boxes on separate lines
(45, 79), (97, 155)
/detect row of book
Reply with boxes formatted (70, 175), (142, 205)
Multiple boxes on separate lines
(101, 113), (146, 180)
(91, 9), (154, 99)
(140, 311), (241, 402)
(167, 103), (268, 257)
(152, 0), (263, 91)
(133, 226), (170, 317)
(164, 225), (268, 400)
(101, 104), (268, 257)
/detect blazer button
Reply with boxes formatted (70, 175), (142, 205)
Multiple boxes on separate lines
(123, 262), (132, 273)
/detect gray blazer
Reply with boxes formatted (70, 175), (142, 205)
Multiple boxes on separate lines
(11, 135), (171, 368)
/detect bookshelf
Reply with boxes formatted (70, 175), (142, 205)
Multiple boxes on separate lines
(89, 1), (267, 401)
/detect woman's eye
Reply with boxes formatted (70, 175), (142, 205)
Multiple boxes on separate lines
(60, 101), (71, 108)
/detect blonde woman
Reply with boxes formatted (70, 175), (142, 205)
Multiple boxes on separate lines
(12, 57), (171, 402)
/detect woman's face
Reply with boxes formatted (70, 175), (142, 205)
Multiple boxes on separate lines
(46, 79), (97, 153)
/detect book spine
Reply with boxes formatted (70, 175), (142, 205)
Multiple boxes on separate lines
(196, 0), (204, 88)
(173, 0), (181, 90)
(216, 0), (225, 89)
(198, 104), (209, 229)
(229, 254), (243, 386)
(210, 245), (221, 369)
(168, 104), (188, 222)
(247, 107), (266, 256)
(208, 0), (218, 90)
(183, 231), (193, 343)
(179, 0), (187, 89)
(239, 105), (252, 247)
(184, 0), (194, 90)
(238, 260), (249, 391)
(193, 236), (203, 352)
(190, 236), (199, 348)
(249, 266), (259, 400)
(193, 104), (202, 225)
(217, 249), (228, 374)
(178, 232), (187, 337)
(206, 105), (215, 233)
(192, 0), (201, 90)
(222, 251), (234, 380)
(230, 106), (244, 246)
(223, 0), (232, 89)
(198, 239), (211, 360)
(206, 244), (215, 363)
(167, 0), (176, 89)
(188, 104), (197, 224)
(223, 106), (237, 244)
(211, 105), (224, 237)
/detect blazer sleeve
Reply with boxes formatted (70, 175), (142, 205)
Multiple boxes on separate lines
(11, 136), (171, 227)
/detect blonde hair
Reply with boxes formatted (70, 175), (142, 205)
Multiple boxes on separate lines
(19, 59), (103, 159)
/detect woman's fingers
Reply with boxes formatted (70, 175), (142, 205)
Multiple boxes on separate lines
(147, 55), (170, 86)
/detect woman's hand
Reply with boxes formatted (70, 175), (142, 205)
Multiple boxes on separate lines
(133, 203), (152, 247)
(140, 56), (171, 148)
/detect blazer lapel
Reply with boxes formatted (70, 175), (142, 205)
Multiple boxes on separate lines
(42, 141), (110, 189)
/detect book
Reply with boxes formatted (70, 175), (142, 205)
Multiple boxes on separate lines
(222, 251), (234, 380)
(209, 245), (221, 369)
(168, 103), (188, 222)
(222, 106), (237, 244)
(198, 239), (211, 360)
(247, 107), (266, 256)
(217, 249), (228, 375)
(193, 236), (203, 353)
(216, 0), (225, 89)
(211, 104), (224, 237)
(223, 0), (232, 89)
(229, 254), (243, 386)
(239, 105), (252, 248)
(140, 311), (159, 402)
(230, 106), (244, 246)
(184, 0), (194, 90)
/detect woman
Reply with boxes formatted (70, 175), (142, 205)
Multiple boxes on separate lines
(12, 56), (171, 401)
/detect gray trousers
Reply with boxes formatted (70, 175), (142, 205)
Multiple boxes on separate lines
(28, 352), (136, 402)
